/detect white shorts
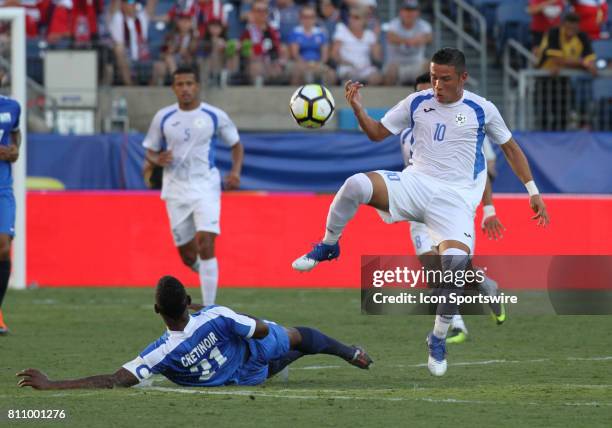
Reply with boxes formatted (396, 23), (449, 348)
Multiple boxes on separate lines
(374, 169), (483, 253)
(165, 183), (221, 247)
(409, 221), (436, 256)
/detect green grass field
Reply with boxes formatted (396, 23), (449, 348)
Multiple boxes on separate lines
(1, 287), (611, 427)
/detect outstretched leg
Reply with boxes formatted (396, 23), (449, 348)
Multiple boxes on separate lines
(292, 172), (389, 272)
(268, 326), (373, 377)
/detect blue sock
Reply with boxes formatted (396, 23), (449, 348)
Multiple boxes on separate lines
(295, 327), (355, 361)
(267, 350), (304, 378)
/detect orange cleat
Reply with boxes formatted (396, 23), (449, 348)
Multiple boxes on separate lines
(0, 309), (8, 335)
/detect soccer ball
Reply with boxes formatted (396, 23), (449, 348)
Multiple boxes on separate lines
(289, 84), (335, 129)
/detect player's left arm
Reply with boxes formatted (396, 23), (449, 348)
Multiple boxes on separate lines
(225, 142), (244, 190)
(500, 138), (549, 226)
(0, 128), (21, 163)
(17, 367), (138, 390)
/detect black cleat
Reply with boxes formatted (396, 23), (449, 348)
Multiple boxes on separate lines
(348, 346), (373, 369)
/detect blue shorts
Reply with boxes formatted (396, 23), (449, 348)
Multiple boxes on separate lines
(235, 322), (290, 385)
(0, 189), (15, 237)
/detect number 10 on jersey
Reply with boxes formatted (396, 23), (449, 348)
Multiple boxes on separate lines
(434, 123), (446, 142)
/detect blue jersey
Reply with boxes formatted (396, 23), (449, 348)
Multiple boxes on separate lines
(289, 26), (328, 62)
(0, 96), (21, 190)
(123, 305), (257, 387)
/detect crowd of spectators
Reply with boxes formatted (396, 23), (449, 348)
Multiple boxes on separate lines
(0, 0), (608, 89)
(0, 0), (436, 86)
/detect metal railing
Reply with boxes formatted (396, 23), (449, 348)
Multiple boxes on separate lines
(513, 69), (612, 131)
(433, 0), (487, 96)
(502, 38), (537, 129)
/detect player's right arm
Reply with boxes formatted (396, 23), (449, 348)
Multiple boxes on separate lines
(143, 110), (173, 167)
(345, 80), (392, 142)
(17, 367), (138, 390)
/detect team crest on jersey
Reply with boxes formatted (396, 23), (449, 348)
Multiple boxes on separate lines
(0, 113), (11, 123)
(194, 118), (206, 128)
(455, 113), (467, 126)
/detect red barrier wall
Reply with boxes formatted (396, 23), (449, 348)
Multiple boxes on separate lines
(27, 192), (612, 288)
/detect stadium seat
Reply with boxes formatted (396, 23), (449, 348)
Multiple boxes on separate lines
(468, 0), (505, 35)
(591, 78), (612, 130)
(494, 0), (531, 54)
(592, 40), (612, 60)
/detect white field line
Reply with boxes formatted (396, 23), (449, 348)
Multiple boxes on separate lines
(144, 386), (612, 407)
(292, 356), (612, 370)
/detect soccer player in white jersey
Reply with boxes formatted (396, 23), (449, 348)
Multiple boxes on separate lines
(292, 47), (549, 376)
(401, 73), (506, 345)
(143, 65), (244, 306)
(16, 275), (372, 390)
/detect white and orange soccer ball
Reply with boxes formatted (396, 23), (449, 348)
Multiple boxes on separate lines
(289, 84), (335, 129)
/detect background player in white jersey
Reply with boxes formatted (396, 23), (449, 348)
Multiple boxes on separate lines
(16, 275), (372, 390)
(293, 48), (549, 376)
(401, 73), (506, 344)
(143, 66), (244, 306)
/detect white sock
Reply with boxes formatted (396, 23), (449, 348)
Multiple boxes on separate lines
(433, 314), (453, 339)
(190, 258), (200, 273)
(323, 173), (373, 244)
(451, 314), (468, 334)
(199, 258), (218, 305)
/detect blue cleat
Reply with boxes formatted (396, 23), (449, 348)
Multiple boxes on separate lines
(292, 242), (340, 272)
(426, 332), (448, 376)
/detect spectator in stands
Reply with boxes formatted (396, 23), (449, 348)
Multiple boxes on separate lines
(239, 0), (286, 86)
(72, 0), (104, 48)
(167, 0), (225, 38)
(537, 12), (597, 130)
(201, 19), (237, 85)
(383, 0), (432, 86)
(0, 0), (48, 39)
(46, 0), (73, 46)
(331, 6), (382, 85)
(527, 0), (566, 50)
(289, 5), (336, 85)
(152, 10), (198, 85)
(571, 0), (609, 40)
(275, 0), (301, 44)
(108, 0), (158, 85)
(319, 0), (341, 39)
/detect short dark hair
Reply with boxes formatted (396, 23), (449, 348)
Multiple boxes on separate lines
(156, 275), (188, 319)
(431, 47), (466, 74)
(172, 65), (199, 83)
(414, 72), (431, 90)
(563, 12), (580, 24)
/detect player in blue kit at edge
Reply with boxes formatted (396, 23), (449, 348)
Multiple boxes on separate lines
(16, 275), (372, 390)
(0, 95), (22, 335)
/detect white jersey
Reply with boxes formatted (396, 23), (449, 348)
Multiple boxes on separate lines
(400, 127), (497, 169)
(382, 89), (511, 188)
(143, 102), (240, 201)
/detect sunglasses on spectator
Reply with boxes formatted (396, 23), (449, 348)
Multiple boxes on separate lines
(253, 8), (267, 12)
(350, 15), (364, 20)
(301, 14), (316, 19)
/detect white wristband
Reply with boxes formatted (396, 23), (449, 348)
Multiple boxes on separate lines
(482, 205), (496, 219)
(525, 180), (539, 197)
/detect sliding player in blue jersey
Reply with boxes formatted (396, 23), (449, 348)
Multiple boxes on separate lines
(16, 275), (372, 390)
(0, 95), (22, 335)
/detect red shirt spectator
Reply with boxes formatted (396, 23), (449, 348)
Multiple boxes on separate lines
(528, 0), (566, 46)
(572, 0), (609, 40)
(0, 0), (49, 38)
(168, 0), (225, 37)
